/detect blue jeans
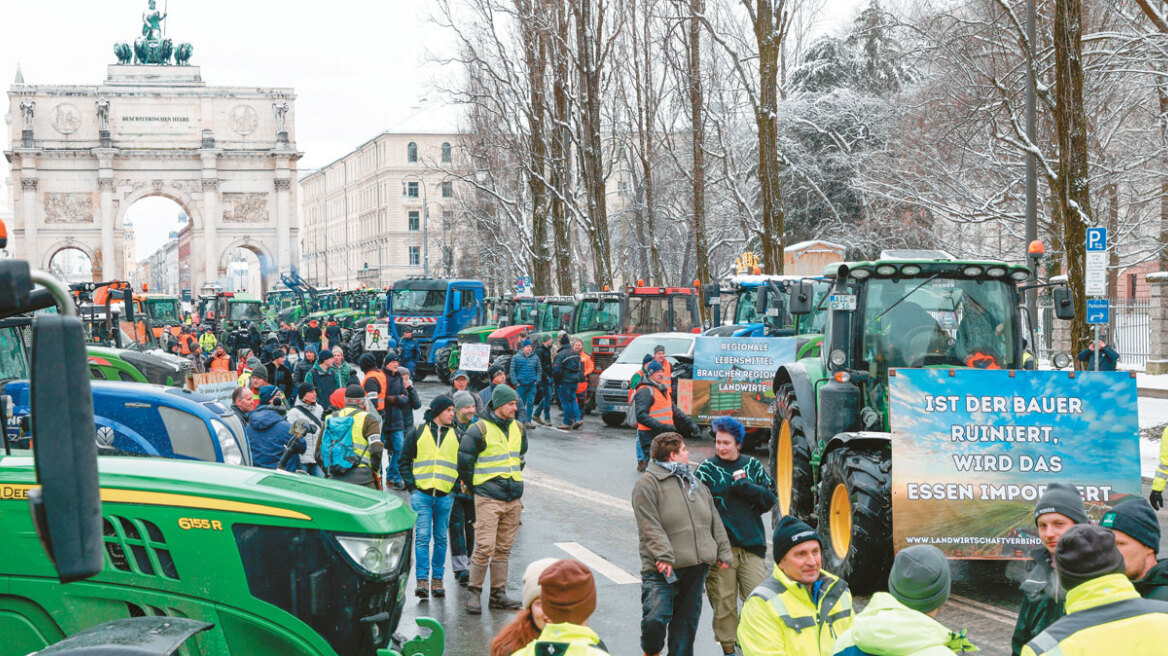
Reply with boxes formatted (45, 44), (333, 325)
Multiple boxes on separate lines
(448, 494), (475, 574)
(635, 429), (648, 463)
(641, 564), (708, 656)
(304, 462), (326, 478)
(557, 383), (581, 425)
(516, 382), (537, 423)
(381, 429), (405, 489)
(534, 380), (553, 421)
(410, 491), (454, 581)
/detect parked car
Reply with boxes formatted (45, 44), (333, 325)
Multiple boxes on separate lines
(597, 332), (696, 428)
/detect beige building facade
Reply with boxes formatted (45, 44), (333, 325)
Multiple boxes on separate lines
(299, 132), (462, 289)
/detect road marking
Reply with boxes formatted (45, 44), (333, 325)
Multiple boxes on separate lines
(948, 594), (1015, 625)
(525, 469), (634, 515)
(554, 541), (640, 585)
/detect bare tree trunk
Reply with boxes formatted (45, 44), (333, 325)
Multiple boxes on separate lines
(1160, 88), (1168, 272)
(1105, 180), (1120, 337)
(550, 0), (574, 294)
(634, 0), (662, 283)
(750, 0), (787, 273)
(688, 0), (709, 299)
(518, 0), (552, 294)
(1053, 0), (1094, 361)
(575, 0), (614, 288)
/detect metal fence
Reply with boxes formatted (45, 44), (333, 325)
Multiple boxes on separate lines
(1035, 296), (1151, 370)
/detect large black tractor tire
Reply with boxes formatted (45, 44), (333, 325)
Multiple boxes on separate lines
(770, 383), (816, 524)
(434, 345), (454, 385)
(601, 411), (626, 428)
(816, 445), (893, 594)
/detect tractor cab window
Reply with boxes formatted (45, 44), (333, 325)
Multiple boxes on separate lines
(0, 327), (30, 380)
(575, 299), (620, 333)
(799, 283), (832, 335)
(228, 303), (264, 322)
(627, 296), (673, 334)
(541, 303), (573, 332)
(736, 286), (794, 330)
(392, 288), (447, 314)
(860, 276), (1016, 370)
(144, 298), (181, 325)
(512, 301), (537, 326)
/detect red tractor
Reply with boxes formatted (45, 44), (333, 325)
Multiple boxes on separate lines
(591, 283), (703, 372)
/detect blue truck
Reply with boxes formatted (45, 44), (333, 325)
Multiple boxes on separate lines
(386, 276), (486, 381)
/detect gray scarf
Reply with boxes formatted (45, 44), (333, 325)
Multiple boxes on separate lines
(658, 461), (698, 494)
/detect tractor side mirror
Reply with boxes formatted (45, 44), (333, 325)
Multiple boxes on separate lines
(124, 289), (135, 323)
(0, 260), (32, 318)
(1052, 287), (1075, 321)
(23, 278), (103, 583)
(754, 286), (769, 318)
(789, 281), (814, 316)
(703, 284), (721, 307)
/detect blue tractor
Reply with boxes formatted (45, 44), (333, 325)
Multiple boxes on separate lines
(386, 277), (486, 381)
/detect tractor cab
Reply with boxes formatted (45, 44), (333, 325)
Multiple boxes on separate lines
(592, 285), (700, 371)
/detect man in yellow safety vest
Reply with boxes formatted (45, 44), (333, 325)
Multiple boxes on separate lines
(458, 383), (528, 615)
(399, 394), (460, 601)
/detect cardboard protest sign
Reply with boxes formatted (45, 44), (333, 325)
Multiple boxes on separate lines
(890, 369), (1141, 558)
(364, 321), (389, 352)
(688, 336), (796, 428)
(459, 343), (491, 372)
(185, 371), (238, 403)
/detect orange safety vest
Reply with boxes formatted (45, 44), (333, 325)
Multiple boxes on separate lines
(179, 333), (196, 355)
(655, 357), (672, 380)
(209, 354), (231, 372)
(365, 370), (387, 411)
(636, 384), (674, 432)
(577, 351), (594, 394)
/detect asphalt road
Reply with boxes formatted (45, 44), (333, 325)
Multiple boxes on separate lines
(392, 380), (1166, 656)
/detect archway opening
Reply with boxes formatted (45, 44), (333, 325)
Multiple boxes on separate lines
(225, 247), (264, 296)
(124, 196), (189, 295)
(48, 247), (95, 284)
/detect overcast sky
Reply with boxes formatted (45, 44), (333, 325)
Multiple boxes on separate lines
(2, 0), (868, 258)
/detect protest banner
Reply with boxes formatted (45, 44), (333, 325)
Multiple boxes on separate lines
(688, 336), (796, 428)
(364, 321), (389, 352)
(185, 371), (238, 403)
(459, 343), (491, 372)
(890, 369), (1141, 558)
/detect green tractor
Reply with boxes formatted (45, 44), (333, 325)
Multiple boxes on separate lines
(0, 260), (443, 656)
(434, 295), (536, 385)
(768, 250), (1074, 591)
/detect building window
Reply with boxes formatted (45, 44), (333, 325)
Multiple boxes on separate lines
(442, 209), (453, 228)
(441, 142), (452, 163)
(441, 181), (453, 198)
(409, 246), (421, 266)
(409, 210), (420, 231)
(404, 181), (419, 198)
(618, 180), (628, 197)
(407, 142), (418, 163)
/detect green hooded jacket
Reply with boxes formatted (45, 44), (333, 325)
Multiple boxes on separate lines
(831, 593), (977, 656)
(1011, 547), (1065, 655)
(1135, 559), (1168, 602)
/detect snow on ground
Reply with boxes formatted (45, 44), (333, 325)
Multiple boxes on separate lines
(1139, 396), (1167, 479)
(1138, 372), (1168, 390)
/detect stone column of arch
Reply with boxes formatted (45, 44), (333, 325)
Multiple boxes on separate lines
(97, 155), (116, 279)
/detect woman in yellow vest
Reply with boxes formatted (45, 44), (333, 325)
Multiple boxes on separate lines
(399, 394), (460, 601)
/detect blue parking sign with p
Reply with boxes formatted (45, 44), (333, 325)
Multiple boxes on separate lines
(1086, 227), (1107, 252)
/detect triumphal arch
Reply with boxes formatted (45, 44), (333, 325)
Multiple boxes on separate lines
(4, 3), (299, 293)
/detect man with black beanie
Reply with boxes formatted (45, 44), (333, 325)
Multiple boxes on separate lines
(1102, 498), (1168, 601)
(1020, 524), (1168, 656)
(738, 516), (853, 655)
(1012, 482), (1089, 655)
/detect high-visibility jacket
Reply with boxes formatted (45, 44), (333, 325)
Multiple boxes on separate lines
(577, 351), (594, 395)
(209, 354), (231, 373)
(199, 332), (218, 352)
(509, 623), (613, 656)
(365, 369), (387, 412)
(737, 565), (854, 656)
(332, 406), (375, 471)
(178, 333), (196, 355)
(238, 370), (253, 388)
(472, 417), (524, 486)
(637, 384), (674, 433)
(1154, 427), (1168, 493)
(655, 357), (672, 380)
(1021, 574), (1168, 656)
(413, 423), (459, 493)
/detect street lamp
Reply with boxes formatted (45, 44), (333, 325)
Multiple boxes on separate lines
(401, 173), (429, 275)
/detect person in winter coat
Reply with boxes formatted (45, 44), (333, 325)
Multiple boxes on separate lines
(489, 558), (558, 656)
(1102, 499), (1168, 601)
(506, 559), (614, 656)
(247, 323), (262, 354)
(245, 385), (302, 472)
(509, 340), (542, 428)
(451, 369), (484, 417)
(294, 344), (317, 385)
(231, 386), (255, 427)
(283, 322), (302, 351)
(633, 432), (732, 656)
(306, 349), (345, 411)
(449, 390), (479, 586)
(1019, 524), (1168, 656)
(832, 545), (976, 656)
(321, 385), (384, 489)
(399, 395), (460, 600)
(399, 330), (421, 377)
(551, 334), (583, 429)
(233, 327), (251, 356)
(1011, 483), (1089, 655)
(696, 417), (778, 655)
(264, 348), (296, 401)
(737, 516), (854, 656)
(198, 325), (218, 353)
(238, 355), (263, 388)
(479, 365), (507, 411)
(286, 382), (325, 477)
(1076, 337), (1119, 371)
(304, 320), (322, 352)
(325, 320), (344, 351)
(458, 384), (529, 614)
(576, 340), (594, 409)
(383, 354), (422, 491)
(634, 360), (699, 472)
(261, 332), (282, 363)
(186, 342), (207, 374)
(532, 335), (555, 426)
(207, 345), (233, 373)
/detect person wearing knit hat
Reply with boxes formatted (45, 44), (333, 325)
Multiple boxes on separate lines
(398, 394), (459, 600)
(739, 515), (853, 656)
(1102, 499), (1168, 601)
(652, 344), (673, 381)
(293, 343), (317, 387)
(831, 545), (975, 656)
(1020, 524), (1168, 656)
(447, 389), (480, 587)
(1013, 482), (1089, 654)
(487, 558), (558, 656)
(478, 365), (508, 412)
(319, 380), (383, 490)
(510, 338), (543, 428)
(256, 384), (281, 407)
(506, 560), (612, 656)
(287, 381), (325, 478)
(243, 383), (301, 472)
(631, 354), (699, 472)
(458, 377), (528, 614)
(533, 335), (556, 426)
(382, 353), (420, 492)
(551, 335), (585, 430)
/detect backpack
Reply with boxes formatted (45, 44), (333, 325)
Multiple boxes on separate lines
(624, 392), (639, 428)
(319, 412), (362, 476)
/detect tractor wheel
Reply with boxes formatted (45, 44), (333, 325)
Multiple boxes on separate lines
(601, 411), (626, 428)
(771, 383), (815, 523)
(815, 445), (893, 594)
(434, 345), (454, 385)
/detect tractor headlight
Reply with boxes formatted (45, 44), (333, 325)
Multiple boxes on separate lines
(212, 418), (244, 465)
(875, 265), (897, 277)
(334, 532), (409, 577)
(900, 264), (922, 276)
(829, 349), (847, 367)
